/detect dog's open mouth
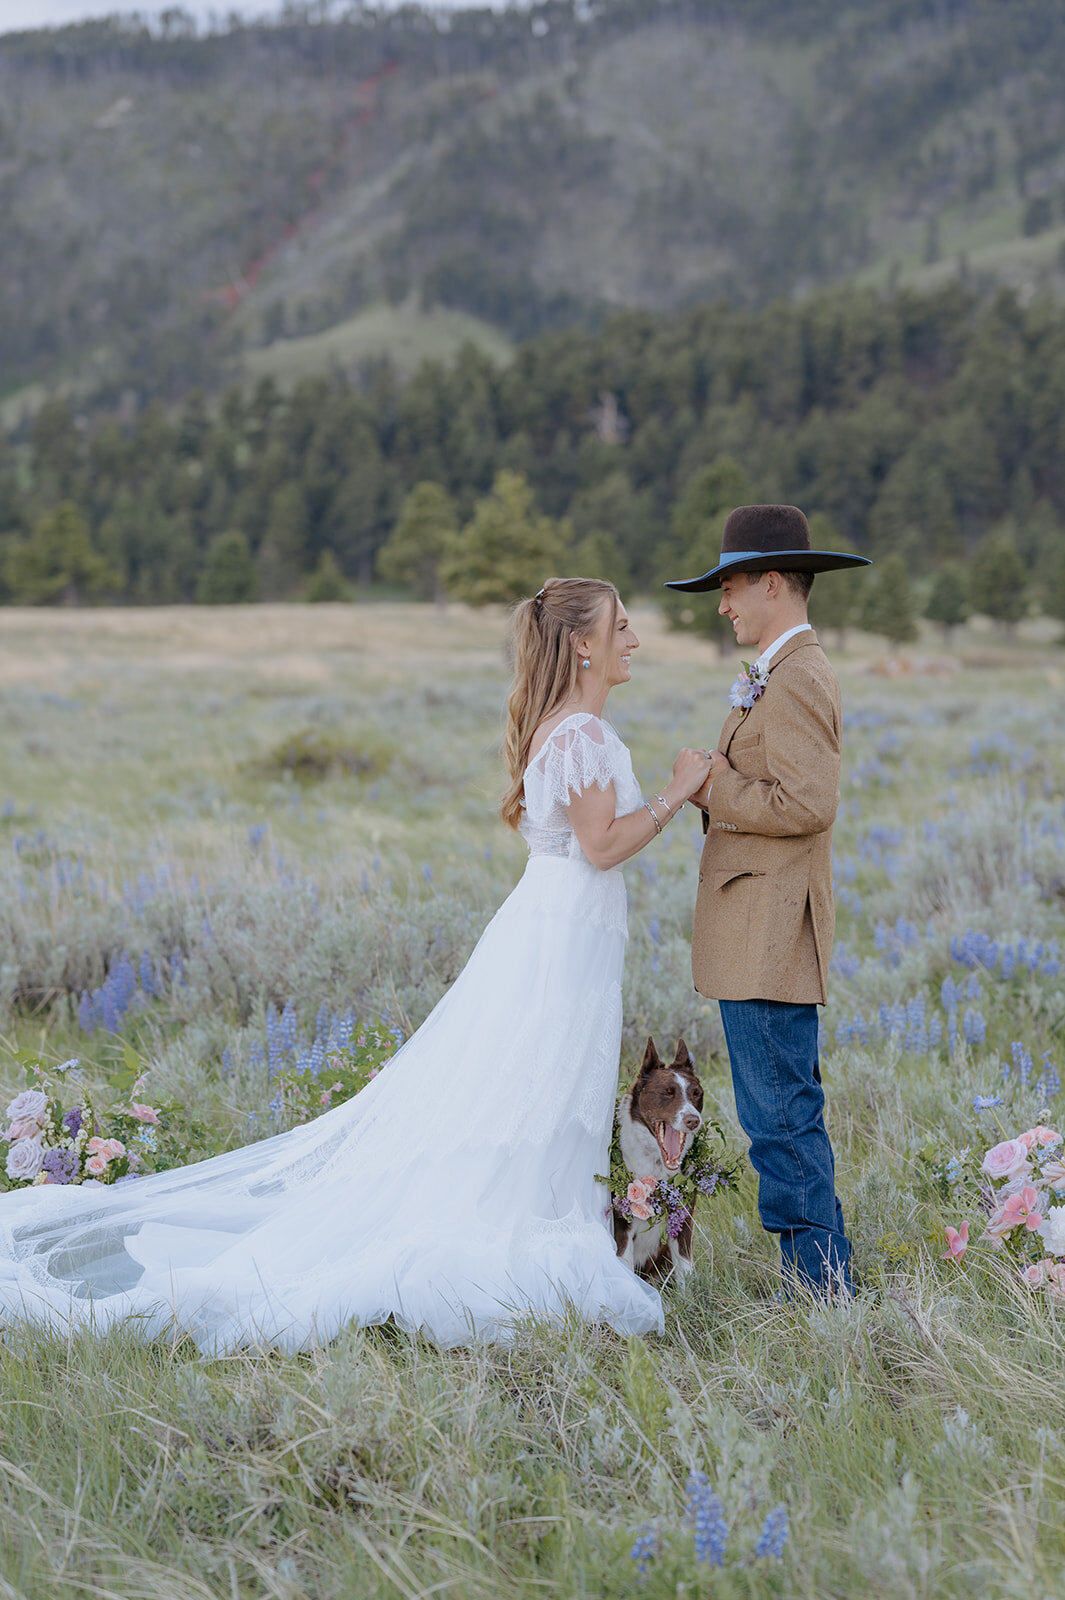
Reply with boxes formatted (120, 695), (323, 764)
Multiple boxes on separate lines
(655, 1123), (686, 1171)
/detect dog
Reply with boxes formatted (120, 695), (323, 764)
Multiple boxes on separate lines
(611, 1036), (705, 1282)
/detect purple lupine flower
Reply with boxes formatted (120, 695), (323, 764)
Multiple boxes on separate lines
(62, 1106), (84, 1137)
(755, 1505), (790, 1558)
(698, 1172), (719, 1196)
(629, 1524), (657, 1578)
(41, 1148), (78, 1185)
(686, 1471), (727, 1566)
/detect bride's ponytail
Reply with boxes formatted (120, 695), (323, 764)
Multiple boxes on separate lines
(501, 577), (619, 830)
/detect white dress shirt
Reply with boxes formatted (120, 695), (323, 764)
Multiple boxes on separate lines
(754, 621), (813, 672)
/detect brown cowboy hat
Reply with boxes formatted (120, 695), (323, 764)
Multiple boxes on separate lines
(664, 504), (871, 592)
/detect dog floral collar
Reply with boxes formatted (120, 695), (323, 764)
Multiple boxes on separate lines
(596, 1118), (739, 1236)
(727, 659), (769, 713)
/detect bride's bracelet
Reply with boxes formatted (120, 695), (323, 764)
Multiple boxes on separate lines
(654, 792), (675, 818)
(643, 801), (663, 836)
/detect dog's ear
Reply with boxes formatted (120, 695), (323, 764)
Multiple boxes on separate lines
(671, 1037), (695, 1073)
(639, 1037), (663, 1076)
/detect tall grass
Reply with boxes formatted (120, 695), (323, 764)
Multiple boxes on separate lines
(1, 605), (1064, 1596)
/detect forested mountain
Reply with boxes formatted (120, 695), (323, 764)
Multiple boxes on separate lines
(3, 284), (1064, 624)
(3, 0), (1065, 409)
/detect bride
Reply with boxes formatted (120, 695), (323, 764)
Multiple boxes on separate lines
(0, 578), (710, 1351)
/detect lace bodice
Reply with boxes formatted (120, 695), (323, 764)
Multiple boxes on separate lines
(520, 712), (643, 864)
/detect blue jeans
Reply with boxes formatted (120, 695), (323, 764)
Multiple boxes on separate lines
(719, 999), (852, 1295)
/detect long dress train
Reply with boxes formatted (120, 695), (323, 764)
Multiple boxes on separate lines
(0, 712), (664, 1351)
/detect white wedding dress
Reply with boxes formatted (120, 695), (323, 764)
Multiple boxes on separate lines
(0, 713), (664, 1351)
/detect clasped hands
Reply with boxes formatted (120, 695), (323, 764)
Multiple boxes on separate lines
(671, 745), (732, 811)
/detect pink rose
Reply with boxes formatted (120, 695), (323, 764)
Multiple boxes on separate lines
(981, 1139), (1032, 1180)
(86, 1137), (108, 1155)
(1047, 1263), (1065, 1301)
(101, 1139), (125, 1159)
(1022, 1261), (1050, 1288)
(627, 1177), (657, 1223)
(1019, 1126), (1062, 1151)
(85, 1154), (109, 1175)
(5, 1090), (48, 1129)
(128, 1103), (160, 1125)
(7, 1117), (45, 1142)
(1043, 1157), (1065, 1188)
(941, 1221), (969, 1261)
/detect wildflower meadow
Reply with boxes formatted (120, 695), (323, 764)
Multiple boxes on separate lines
(1, 601), (1064, 1598)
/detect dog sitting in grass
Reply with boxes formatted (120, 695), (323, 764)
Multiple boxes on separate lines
(598, 1037), (729, 1283)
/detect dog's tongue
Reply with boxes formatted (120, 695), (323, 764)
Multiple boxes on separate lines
(660, 1124), (684, 1165)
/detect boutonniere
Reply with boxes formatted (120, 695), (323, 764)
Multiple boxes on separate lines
(727, 659), (769, 715)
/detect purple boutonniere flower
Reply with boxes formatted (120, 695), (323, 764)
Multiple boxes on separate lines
(727, 659), (769, 713)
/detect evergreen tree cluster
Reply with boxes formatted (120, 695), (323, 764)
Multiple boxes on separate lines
(2, 284), (1064, 640)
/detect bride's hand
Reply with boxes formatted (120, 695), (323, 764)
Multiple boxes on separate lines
(672, 746), (713, 797)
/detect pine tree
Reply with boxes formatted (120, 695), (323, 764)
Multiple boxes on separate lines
(441, 471), (568, 606)
(304, 549), (349, 603)
(968, 527), (1028, 631)
(661, 457), (752, 651)
(807, 514), (862, 650)
(376, 482), (459, 603)
(197, 530), (257, 604)
(925, 563), (971, 639)
(256, 482), (308, 599)
(860, 553), (919, 645)
(4, 502), (117, 605)
(1043, 540), (1065, 637)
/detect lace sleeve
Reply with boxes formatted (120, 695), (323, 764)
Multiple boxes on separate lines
(523, 716), (618, 821)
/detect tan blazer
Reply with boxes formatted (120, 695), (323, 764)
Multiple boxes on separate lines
(692, 630), (840, 1005)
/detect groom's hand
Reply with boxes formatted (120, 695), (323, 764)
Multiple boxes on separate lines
(689, 748), (730, 810)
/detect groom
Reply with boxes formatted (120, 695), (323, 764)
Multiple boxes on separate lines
(666, 505), (870, 1296)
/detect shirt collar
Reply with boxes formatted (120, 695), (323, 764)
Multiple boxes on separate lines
(755, 622), (813, 673)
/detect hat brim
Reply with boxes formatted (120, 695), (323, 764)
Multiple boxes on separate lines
(664, 550), (872, 593)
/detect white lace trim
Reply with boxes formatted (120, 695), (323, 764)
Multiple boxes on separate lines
(519, 714), (643, 864)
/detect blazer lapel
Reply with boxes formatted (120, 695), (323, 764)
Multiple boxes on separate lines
(719, 631), (819, 754)
(720, 706), (747, 757)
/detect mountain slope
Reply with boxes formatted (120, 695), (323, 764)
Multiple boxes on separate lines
(2, 0), (1065, 407)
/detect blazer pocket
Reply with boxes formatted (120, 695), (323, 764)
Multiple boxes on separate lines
(731, 731), (763, 751)
(713, 868), (766, 890)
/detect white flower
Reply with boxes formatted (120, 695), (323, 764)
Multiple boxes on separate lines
(1037, 1205), (1065, 1257)
(55, 1058), (79, 1074)
(6, 1137), (44, 1182)
(5, 1089), (48, 1127)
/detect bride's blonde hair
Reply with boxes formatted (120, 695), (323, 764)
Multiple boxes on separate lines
(501, 577), (619, 831)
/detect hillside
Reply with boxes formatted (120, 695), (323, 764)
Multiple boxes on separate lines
(2, 0), (1065, 409)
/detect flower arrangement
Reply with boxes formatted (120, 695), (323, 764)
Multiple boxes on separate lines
(727, 660), (769, 714)
(596, 1116), (740, 1239)
(932, 1119), (1065, 1297)
(0, 1055), (165, 1190)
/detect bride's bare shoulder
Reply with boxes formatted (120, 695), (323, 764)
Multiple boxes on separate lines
(527, 710), (604, 766)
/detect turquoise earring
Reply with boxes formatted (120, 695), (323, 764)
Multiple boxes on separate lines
(581, 659), (590, 670)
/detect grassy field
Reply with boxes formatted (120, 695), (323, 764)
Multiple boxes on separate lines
(1, 603), (1065, 1598)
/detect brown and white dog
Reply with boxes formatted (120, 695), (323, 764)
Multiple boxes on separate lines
(612, 1037), (704, 1282)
